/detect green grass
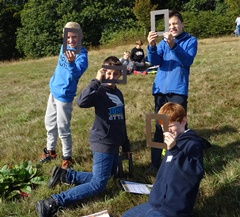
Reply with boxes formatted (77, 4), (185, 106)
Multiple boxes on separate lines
(0, 36), (240, 217)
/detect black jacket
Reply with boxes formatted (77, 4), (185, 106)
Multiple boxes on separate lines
(76, 79), (130, 154)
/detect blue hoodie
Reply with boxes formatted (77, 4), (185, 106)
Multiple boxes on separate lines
(147, 32), (198, 97)
(49, 45), (88, 102)
(148, 129), (204, 217)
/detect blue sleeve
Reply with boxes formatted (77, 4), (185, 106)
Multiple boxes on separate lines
(171, 37), (198, 67)
(147, 40), (165, 66)
(67, 47), (88, 79)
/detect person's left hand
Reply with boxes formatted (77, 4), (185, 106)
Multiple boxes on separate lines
(65, 50), (76, 63)
(163, 32), (175, 49)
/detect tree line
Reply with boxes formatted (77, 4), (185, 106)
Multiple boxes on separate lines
(0, 0), (239, 60)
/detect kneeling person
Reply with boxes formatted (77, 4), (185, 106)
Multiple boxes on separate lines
(35, 56), (131, 217)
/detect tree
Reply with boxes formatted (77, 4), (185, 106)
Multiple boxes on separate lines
(132, 0), (158, 36)
(182, 0), (226, 12)
(0, 0), (26, 60)
(225, 0), (240, 14)
(16, 0), (136, 57)
(16, 0), (61, 58)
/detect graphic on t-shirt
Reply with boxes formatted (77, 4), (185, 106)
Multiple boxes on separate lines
(106, 92), (124, 120)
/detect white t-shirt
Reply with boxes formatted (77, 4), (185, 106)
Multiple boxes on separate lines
(235, 17), (240, 26)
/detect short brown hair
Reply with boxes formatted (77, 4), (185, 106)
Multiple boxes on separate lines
(136, 40), (143, 46)
(158, 102), (186, 124)
(169, 10), (184, 23)
(103, 56), (122, 66)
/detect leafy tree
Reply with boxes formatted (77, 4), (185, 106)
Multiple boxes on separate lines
(183, 0), (217, 12)
(16, 0), (136, 57)
(0, 0), (26, 60)
(132, 0), (158, 36)
(225, 0), (240, 14)
(16, 0), (61, 58)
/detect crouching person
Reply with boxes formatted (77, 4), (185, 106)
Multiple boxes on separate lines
(122, 102), (204, 217)
(35, 56), (131, 217)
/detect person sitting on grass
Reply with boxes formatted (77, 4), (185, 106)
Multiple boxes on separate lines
(35, 56), (131, 217)
(122, 102), (204, 217)
(119, 50), (133, 74)
(130, 40), (147, 75)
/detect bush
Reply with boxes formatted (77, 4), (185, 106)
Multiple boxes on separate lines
(183, 11), (236, 38)
(100, 27), (145, 47)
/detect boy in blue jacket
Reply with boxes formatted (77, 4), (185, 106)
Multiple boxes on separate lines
(122, 102), (204, 217)
(40, 22), (88, 169)
(147, 10), (198, 170)
(35, 56), (131, 217)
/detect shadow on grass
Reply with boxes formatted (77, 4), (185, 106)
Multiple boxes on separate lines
(193, 124), (239, 175)
(194, 184), (240, 217)
(194, 125), (238, 139)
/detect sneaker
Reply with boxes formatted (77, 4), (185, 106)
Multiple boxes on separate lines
(40, 148), (57, 163)
(141, 71), (147, 75)
(61, 158), (73, 169)
(133, 70), (139, 75)
(35, 197), (59, 217)
(48, 166), (67, 189)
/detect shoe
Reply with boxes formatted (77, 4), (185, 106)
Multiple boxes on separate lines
(35, 197), (59, 217)
(133, 70), (139, 75)
(141, 71), (147, 75)
(48, 166), (67, 189)
(40, 148), (57, 163)
(61, 157), (73, 169)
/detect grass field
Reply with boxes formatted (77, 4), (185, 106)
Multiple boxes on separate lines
(0, 36), (240, 217)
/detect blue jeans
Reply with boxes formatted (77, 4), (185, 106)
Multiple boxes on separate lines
(122, 202), (166, 217)
(51, 151), (119, 206)
(236, 25), (240, 36)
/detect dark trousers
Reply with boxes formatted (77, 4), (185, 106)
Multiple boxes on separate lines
(151, 93), (188, 169)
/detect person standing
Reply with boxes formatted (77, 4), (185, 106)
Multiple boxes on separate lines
(147, 10), (198, 170)
(235, 15), (240, 36)
(40, 22), (88, 169)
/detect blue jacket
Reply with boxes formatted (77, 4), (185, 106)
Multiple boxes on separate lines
(148, 129), (204, 217)
(147, 32), (197, 97)
(49, 45), (88, 102)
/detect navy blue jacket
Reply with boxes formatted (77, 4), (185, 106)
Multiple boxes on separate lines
(149, 129), (204, 217)
(76, 79), (130, 154)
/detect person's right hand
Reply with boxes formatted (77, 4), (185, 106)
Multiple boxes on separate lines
(147, 31), (158, 47)
(163, 132), (177, 150)
(96, 68), (106, 82)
